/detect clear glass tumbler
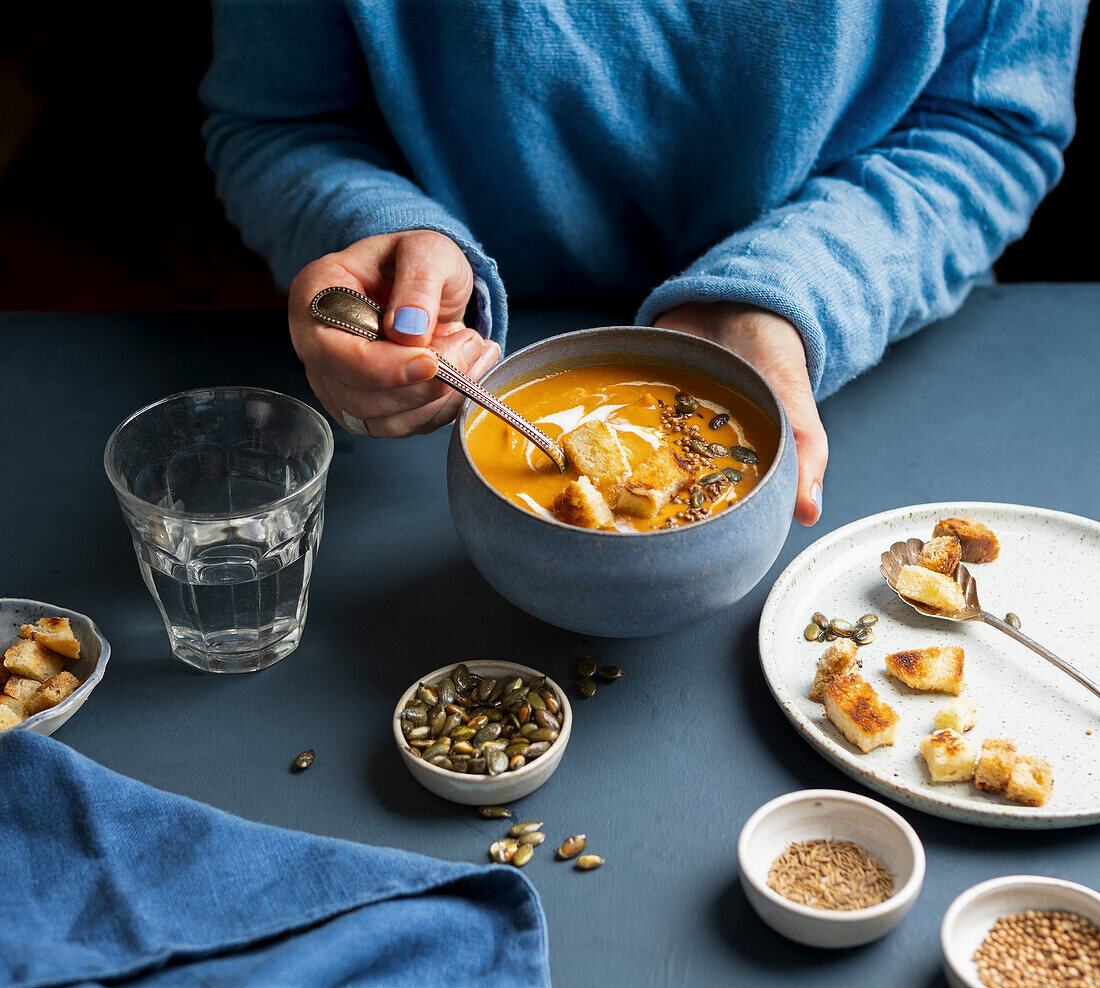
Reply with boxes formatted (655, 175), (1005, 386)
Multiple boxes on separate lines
(104, 387), (334, 673)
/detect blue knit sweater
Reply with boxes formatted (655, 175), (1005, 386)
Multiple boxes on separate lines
(201, 1), (1084, 398)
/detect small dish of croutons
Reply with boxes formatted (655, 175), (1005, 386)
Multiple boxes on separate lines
(0, 599), (110, 737)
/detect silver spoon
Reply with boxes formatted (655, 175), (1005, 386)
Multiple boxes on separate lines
(880, 538), (1100, 701)
(309, 286), (567, 471)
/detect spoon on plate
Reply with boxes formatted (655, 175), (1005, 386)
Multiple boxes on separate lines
(880, 538), (1100, 701)
(309, 286), (567, 471)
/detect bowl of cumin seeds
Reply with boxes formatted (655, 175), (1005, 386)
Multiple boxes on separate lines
(738, 789), (925, 948)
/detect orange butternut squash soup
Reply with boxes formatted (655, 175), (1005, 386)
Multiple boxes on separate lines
(465, 364), (779, 532)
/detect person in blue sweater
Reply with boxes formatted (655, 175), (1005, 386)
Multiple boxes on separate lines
(201, 1), (1084, 527)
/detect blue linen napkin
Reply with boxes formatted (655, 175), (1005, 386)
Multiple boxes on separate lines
(0, 731), (549, 987)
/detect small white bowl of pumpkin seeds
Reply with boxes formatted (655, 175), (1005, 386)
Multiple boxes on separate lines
(393, 660), (571, 805)
(738, 789), (925, 949)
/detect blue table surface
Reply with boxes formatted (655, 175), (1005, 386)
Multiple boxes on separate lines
(1, 284), (1098, 987)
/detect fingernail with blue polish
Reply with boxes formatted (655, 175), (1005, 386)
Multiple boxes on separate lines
(393, 306), (429, 337)
(809, 481), (823, 516)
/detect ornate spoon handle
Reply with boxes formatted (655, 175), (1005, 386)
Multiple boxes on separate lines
(309, 286), (566, 471)
(977, 611), (1100, 701)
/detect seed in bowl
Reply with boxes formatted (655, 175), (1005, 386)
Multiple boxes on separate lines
(767, 838), (893, 910)
(399, 664), (563, 775)
(973, 910), (1100, 988)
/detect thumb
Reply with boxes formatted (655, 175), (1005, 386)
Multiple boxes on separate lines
(781, 382), (829, 526)
(383, 232), (473, 348)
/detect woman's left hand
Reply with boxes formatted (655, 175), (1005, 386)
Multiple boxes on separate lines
(654, 302), (827, 526)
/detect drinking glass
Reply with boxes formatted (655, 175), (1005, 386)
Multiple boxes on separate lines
(104, 387), (334, 673)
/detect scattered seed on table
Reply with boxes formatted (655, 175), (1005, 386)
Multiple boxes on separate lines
(518, 831), (546, 846)
(575, 854), (604, 871)
(512, 844), (534, 867)
(576, 656), (596, 677)
(557, 835), (586, 859)
(579, 678), (596, 697)
(596, 665), (624, 682)
(509, 820), (543, 837)
(292, 749), (315, 771)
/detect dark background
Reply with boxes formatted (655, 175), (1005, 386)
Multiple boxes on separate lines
(0, 5), (1094, 313)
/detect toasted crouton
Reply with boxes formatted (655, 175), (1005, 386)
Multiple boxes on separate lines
(885, 646), (965, 695)
(25, 671), (81, 716)
(560, 421), (631, 497)
(920, 729), (977, 782)
(822, 673), (899, 753)
(809, 639), (859, 703)
(19, 616), (81, 660)
(3, 674), (41, 708)
(1005, 755), (1054, 807)
(4, 639), (65, 682)
(919, 536), (961, 576)
(615, 445), (692, 519)
(896, 565), (966, 615)
(935, 697), (978, 733)
(0, 695), (27, 731)
(974, 738), (1018, 793)
(933, 517), (1000, 563)
(552, 476), (615, 530)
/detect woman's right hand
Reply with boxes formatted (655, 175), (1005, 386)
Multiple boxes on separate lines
(288, 231), (501, 437)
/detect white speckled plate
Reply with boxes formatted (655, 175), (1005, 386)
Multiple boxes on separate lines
(760, 503), (1100, 828)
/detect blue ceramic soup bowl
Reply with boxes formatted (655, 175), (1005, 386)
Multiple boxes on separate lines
(446, 327), (797, 638)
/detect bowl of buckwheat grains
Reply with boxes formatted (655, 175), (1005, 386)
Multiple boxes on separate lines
(941, 875), (1100, 988)
(393, 660), (572, 805)
(737, 789), (925, 948)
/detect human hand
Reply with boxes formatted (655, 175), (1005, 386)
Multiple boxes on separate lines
(288, 231), (501, 437)
(654, 301), (827, 526)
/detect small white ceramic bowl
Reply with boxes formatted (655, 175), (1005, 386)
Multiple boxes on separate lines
(393, 660), (571, 805)
(941, 875), (1100, 988)
(1, 598), (111, 736)
(737, 789), (926, 948)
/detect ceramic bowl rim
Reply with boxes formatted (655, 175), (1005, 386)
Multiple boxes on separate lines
(392, 660), (571, 785)
(3, 597), (111, 731)
(104, 385), (334, 522)
(940, 874), (1100, 988)
(456, 325), (792, 537)
(737, 788), (927, 924)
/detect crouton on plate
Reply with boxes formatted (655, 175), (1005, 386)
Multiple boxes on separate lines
(933, 516), (1000, 563)
(895, 564), (966, 615)
(885, 645), (965, 695)
(3, 674), (41, 707)
(1005, 755), (1054, 807)
(4, 639), (65, 683)
(25, 671), (81, 716)
(934, 697), (978, 733)
(919, 536), (961, 576)
(0, 694), (28, 731)
(19, 616), (81, 660)
(809, 638), (859, 703)
(974, 737), (1018, 793)
(560, 421), (631, 497)
(822, 673), (899, 753)
(552, 476), (615, 530)
(919, 729), (977, 782)
(615, 444), (691, 519)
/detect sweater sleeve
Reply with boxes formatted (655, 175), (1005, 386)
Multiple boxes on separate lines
(636, 0), (1085, 398)
(199, 0), (507, 343)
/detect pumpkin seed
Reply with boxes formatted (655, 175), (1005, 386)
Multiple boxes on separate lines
(534, 708), (560, 731)
(472, 723), (501, 745)
(487, 749), (508, 775)
(518, 831), (545, 846)
(489, 839), (512, 864)
(509, 820), (544, 837)
(525, 741), (551, 759)
(579, 678), (596, 698)
(511, 844), (534, 867)
(815, 628), (827, 642)
(479, 805), (512, 819)
(293, 749), (315, 771)
(690, 488), (704, 510)
(476, 677), (496, 702)
(452, 741), (476, 756)
(1004, 612), (1021, 629)
(407, 746), (422, 758)
(857, 613), (879, 627)
(575, 854), (604, 871)
(706, 443), (729, 458)
(529, 728), (559, 742)
(422, 742), (450, 760)
(541, 691), (560, 715)
(557, 834), (587, 859)
(430, 710), (447, 737)
(504, 741), (530, 757)
(576, 656), (597, 678)
(401, 706), (427, 726)
(829, 618), (855, 637)
(527, 691), (546, 711)
(812, 612), (828, 627)
(480, 739), (508, 753)
(508, 754), (526, 771)
(439, 714), (461, 738)
(409, 739), (434, 749)
(804, 623), (822, 641)
(699, 471), (725, 486)
(854, 627), (875, 646)
(709, 413), (729, 430)
(728, 445), (759, 464)
(449, 726), (476, 741)
(720, 467), (743, 484)
(824, 628), (838, 641)
(454, 663), (472, 691)
(417, 684), (438, 706)
(466, 714), (489, 730)
(448, 758), (468, 773)
(468, 757), (487, 774)
(407, 725), (430, 741)
(688, 440), (709, 456)
(596, 665), (623, 681)
(438, 679), (456, 706)
(426, 755), (453, 770)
